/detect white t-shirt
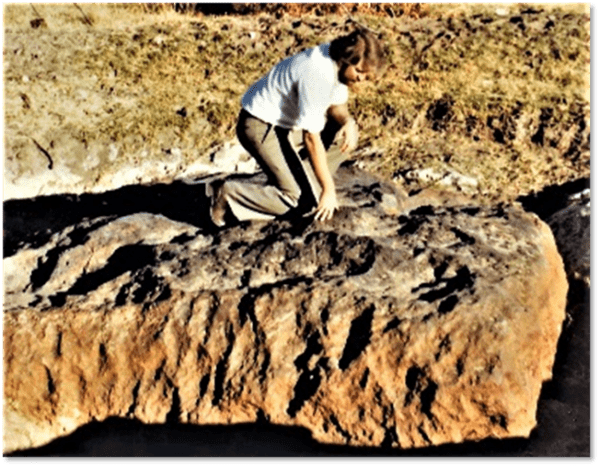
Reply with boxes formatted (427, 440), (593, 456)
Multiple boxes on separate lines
(241, 43), (348, 134)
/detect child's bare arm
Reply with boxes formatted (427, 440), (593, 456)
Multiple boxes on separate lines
(327, 104), (358, 153)
(304, 130), (338, 221)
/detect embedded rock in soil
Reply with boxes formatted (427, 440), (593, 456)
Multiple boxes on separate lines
(3, 166), (567, 453)
(545, 187), (590, 286)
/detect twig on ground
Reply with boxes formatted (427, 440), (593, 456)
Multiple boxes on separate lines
(29, 3), (47, 28)
(31, 138), (54, 169)
(30, 3), (42, 18)
(73, 3), (94, 27)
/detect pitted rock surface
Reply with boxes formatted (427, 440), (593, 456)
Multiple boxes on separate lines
(3, 166), (567, 453)
(546, 187), (590, 286)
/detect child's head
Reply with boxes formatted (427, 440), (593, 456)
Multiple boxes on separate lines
(330, 28), (386, 81)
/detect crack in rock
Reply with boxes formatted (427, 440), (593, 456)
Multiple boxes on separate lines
(212, 324), (235, 407)
(339, 304), (376, 370)
(287, 329), (326, 418)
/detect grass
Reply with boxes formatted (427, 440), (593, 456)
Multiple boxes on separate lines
(3, 3), (590, 203)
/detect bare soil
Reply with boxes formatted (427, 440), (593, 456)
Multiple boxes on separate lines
(3, 3), (589, 203)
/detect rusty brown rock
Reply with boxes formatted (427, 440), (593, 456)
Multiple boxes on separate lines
(3, 166), (567, 453)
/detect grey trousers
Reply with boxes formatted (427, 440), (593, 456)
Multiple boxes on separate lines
(220, 109), (347, 222)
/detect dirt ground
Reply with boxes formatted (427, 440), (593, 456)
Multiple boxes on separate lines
(3, 3), (590, 203)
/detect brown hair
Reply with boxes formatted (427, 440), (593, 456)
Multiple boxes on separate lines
(330, 28), (386, 75)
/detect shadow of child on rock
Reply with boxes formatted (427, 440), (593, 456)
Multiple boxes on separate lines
(3, 173), (267, 258)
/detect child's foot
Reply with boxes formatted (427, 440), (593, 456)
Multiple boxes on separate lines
(208, 180), (227, 227)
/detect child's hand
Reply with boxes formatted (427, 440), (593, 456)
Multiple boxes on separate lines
(340, 118), (359, 153)
(315, 188), (339, 222)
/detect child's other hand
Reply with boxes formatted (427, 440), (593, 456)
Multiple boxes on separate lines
(315, 188), (339, 222)
(340, 118), (359, 153)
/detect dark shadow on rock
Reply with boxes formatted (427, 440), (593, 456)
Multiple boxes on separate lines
(3, 174), (263, 258)
(517, 177), (589, 220)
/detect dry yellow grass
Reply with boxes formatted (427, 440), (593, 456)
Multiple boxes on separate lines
(3, 3), (589, 203)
